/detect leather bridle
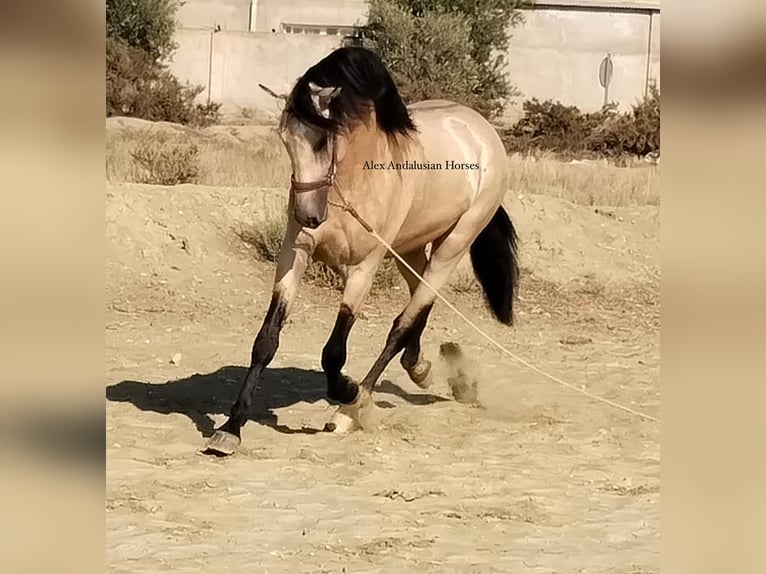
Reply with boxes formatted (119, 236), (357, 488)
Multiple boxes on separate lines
(289, 134), (338, 194)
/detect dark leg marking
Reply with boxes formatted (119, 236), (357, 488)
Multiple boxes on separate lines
(400, 304), (433, 371)
(321, 304), (360, 404)
(399, 304), (434, 387)
(220, 293), (287, 435)
(360, 305), (433, 393)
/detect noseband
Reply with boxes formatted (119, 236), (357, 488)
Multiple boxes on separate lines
(289, 135), (338, 194)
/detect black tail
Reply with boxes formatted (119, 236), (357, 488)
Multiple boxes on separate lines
(469, 206), (520, 325)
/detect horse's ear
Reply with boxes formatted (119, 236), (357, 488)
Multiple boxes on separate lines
(259, 83), (287, 101)
(308, 81), (341, 118)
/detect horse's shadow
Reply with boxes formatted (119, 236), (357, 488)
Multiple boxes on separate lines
(106, 366), (448, 436)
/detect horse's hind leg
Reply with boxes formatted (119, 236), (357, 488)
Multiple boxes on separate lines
(395, 248), (434, 388)
(326, 233), (473, 433)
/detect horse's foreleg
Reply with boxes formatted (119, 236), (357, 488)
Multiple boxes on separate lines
(322, 256), (381, 404)
(205, 220), (312, 455)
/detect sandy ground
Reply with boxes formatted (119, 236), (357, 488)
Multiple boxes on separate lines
(106, 182), (659, 573)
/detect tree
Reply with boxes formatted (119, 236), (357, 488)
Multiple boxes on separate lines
(106, 0), (179, 61)
(105, 0), (220, 125)
(361, 0), (527, 118)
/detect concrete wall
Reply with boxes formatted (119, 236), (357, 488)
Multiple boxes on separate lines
(251, 0), (367, 32)
(504, 6), (659, 121)
(169, 29), (342, 116)
(169, 1), (660, 121)
(648, 12), (660, 89)
(176, 0), (252, 31)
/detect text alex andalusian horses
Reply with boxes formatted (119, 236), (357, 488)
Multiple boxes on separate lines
(205, 47), (520, 455)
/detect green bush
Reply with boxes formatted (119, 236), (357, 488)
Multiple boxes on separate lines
(503, 99), (618, 154)
(106, 0), (178, 60)
(587, 83), (660, 157)
(106, 0), (220, 126)
(361, 0), (525, 119)
(107, 38), (221, 126)
(501, 84), (660, 158)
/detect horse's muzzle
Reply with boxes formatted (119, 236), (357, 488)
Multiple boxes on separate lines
(292, 186), (329, 229)
(294, 211), (324, 229)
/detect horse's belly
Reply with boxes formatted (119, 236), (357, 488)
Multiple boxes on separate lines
(394, 175), (473, 252)
(392, 220), (459, 254)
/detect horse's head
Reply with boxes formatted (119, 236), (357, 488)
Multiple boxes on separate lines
(261, 47), (414, 229)
(262, 82), (341, 229)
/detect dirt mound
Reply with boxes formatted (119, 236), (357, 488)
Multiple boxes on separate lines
(107, 182), (658, 294)
(505, 194), (659, 285)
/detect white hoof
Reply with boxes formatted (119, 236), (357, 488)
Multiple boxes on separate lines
(324, 392), (375, 433)
(324, 408), (360, 433)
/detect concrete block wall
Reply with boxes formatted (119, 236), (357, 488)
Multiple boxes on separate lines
(251, 0), (367, 32)
(504, 6), (660, 121)
(176, 0), (252, 31)
(169, 1), (660, 121)
(169, 29), (342, 117)
(648, 12), (660, 89)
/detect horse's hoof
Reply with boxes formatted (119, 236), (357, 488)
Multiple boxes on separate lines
(408, 360), (433, 389)
(324, 392), (374, 433)
(203, 430), (241, 456)
(324, 406), (361, 434)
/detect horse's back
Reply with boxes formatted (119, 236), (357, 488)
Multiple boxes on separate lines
(406, 99), (507, 196)
(408, 100), (502, 141)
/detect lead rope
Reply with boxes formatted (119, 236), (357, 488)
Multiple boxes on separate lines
(328, 186), (659, 424)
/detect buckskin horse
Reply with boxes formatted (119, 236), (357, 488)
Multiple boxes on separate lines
(205, 46), (519, 455)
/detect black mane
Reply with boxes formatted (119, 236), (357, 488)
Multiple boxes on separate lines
(286, 47), (415, 136)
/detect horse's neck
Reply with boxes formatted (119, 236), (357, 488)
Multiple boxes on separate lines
(338, 121), (397, 183)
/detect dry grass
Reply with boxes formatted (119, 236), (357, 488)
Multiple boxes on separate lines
(236, 212), (401, 294)
(448, 268), (480, 294)
(108, 118), (659, 209)
(507, 152), (659, 207)
(108, 118), (658, 303)
(518, 268), (660, 332)
(107, 119), (290, 187)
(239, 214), (286, 264)
(372, 258), (403, 293)
(131, 141), (200, 185)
